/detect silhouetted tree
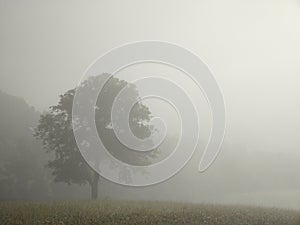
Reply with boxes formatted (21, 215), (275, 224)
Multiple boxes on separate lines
(0, 91), (48, 200)
(35, 75), (153, 199)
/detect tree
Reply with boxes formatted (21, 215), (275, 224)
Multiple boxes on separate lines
(35, 75), (153, 199)
(0, 91), (49, 200)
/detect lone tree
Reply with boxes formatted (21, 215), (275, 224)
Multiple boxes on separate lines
(35, 75), (153, 199)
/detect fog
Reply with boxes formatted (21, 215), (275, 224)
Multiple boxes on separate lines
(0, 0), (300, 210)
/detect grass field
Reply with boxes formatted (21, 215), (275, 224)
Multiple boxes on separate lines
(0, 200), (299, 225)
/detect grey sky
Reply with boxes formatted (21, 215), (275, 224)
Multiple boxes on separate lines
(1, 0), (299, 110)
(1, 0), (300, 209)
(1, 0), (299, 150)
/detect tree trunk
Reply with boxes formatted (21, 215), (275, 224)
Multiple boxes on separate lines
(90, 173), (99, 200)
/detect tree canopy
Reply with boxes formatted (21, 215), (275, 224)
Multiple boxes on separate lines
(35, 75), (154, 199)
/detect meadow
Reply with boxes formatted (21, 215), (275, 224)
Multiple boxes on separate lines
(0, 200), (299, 225)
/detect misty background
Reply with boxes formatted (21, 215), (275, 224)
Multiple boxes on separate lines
(0, 0), (300, 210)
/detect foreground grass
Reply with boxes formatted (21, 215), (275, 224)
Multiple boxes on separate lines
(0, 200), (299, 225)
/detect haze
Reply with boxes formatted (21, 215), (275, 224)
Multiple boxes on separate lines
(0, 0), (300, 210)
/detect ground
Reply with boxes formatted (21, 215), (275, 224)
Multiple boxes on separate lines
(0, 200), (299, 225)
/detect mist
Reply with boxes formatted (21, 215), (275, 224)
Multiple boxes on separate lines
(1, 0), (300, 213)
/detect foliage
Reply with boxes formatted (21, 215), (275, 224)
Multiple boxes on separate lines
(34, 75), (153, 198)
(0, 91), (48, 200)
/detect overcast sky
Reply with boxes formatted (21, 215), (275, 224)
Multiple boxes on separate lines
(1, 0), (300, 209)
(1, 0), (300, 153)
